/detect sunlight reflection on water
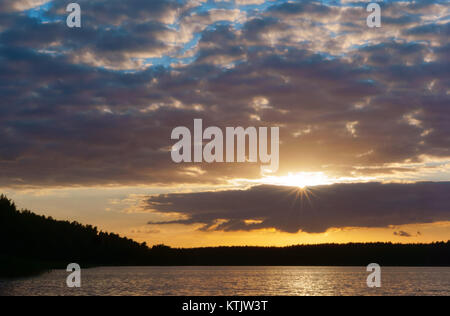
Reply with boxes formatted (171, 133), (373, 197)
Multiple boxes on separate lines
(0, 266), (449, 296)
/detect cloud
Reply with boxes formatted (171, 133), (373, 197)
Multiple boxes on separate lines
(394, 230), (423, 238)
(394, 231), (413, 237)
(146, 182), (450, 233)
(0, 0), (49, 13)
(0, 0), (449, 188)
(48, 0), (184, 25)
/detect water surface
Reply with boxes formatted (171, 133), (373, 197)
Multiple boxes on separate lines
(1, 266), (449, 296)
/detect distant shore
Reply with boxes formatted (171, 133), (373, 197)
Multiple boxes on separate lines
(0, 255), (52, 279)
(1, 194), (449, 279)
(2, 242), (450, 279)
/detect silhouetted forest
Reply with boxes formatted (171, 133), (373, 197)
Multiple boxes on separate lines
(1, 194), (449, 278)
(0, 194), (149, 277)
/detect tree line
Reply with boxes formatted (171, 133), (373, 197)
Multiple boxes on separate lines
(0, 194), (149, 277)
(1, 194), (449, 278)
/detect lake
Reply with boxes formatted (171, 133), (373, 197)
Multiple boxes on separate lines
(0, 266), (449, 296)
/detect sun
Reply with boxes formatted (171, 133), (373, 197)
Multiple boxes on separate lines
(260, 172), (334, 188)
(235, 171), (373, 189)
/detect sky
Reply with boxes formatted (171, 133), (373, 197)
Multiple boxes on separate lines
(0, 0), (449, 247)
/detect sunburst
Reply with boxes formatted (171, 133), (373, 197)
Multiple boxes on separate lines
(260, 172), (334, 188)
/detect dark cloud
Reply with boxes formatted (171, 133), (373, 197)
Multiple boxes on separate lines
(267, 1), (332, 16)
(394, 231), (413, 237)
(0, 0), (449, 188)
(0, 0), (47, 13)
(146, 182), (450, 233)
(48, 0), (184, 25)
(404, 22), (450, 37)
(0, 13), (178, 68)
(394, 230), (423, 237)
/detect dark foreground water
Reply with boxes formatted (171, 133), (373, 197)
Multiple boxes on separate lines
(0, 266), (449, 296)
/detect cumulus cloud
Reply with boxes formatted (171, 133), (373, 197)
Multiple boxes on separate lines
(0, 0), (449, 188)
(146, 182), (450, 233)
(0, 0), (49, 13)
